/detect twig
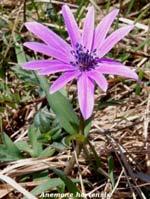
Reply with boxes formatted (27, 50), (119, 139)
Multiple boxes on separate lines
(143, 94), (150, 173)
(108, 136), (146, 199)
(64, 142), (82, 175)
(109, 168), (124, 198)
(94, 123), (146, 199)
(74, 143), (87, 199)
(23, 0), (26, 22)
(0, 174), (36, 199)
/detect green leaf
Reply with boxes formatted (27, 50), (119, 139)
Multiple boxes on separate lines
(16, 139), (55, 158)
(65, 134), (86, 146)
(28, 126), (43, 157)
(108, 155), (115, 187)
(2, 133), (21, 155)
(14, 39), (39, 85)
(138, 68), (144, 80)
(84, 118), (92, 137)
(14, 42), (26, 64)
(51, 142), (66, 151)
(15, 141), (33, 155)
(126, 0), (135, 15)
(134, 84), (142, 95)
(52, 168), (81, 197)
(0, 133), (22, 161)
(24, 178), (64, 198)
(39, 146), (55, 158)
(34, 109), (52, 133)
(12, 64), (39, 86)
(50, 127), (62, 140)
(37, 132), (52, 143)
(36, 75), (79, 135)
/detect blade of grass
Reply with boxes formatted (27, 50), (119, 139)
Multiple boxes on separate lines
(126, 0), (135, 16)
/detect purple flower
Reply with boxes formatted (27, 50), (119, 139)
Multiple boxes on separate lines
(22, 5), (138, 120)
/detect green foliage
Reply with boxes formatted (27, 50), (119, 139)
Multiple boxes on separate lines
(36, 75), (79, 135)
(28, 178), (64, 198)
(52, 168), (81, 197)
(24, 175), (85, 198)
(134, 84), (142, 95)
(126, 0), (136, 15)
(84, 118), (92, 136)
(28, 126), (43, 157)
(108, 155), (115, 187)
(0, 133), (22, 161)
(12, 64), (39, 86)
(0, 126), (57, 162)
(34, 108), (54, 134)
(16, 125), (55, 158)
(0, 90), (20, 109)
(0, 79), (21, 113)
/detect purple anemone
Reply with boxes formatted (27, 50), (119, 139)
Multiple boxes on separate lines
(22, 5), (138, 120)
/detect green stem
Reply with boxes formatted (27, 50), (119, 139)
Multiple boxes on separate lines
(87, 140), (101, 168)
(82, 142), (109, 178)
(64, 115), (85, 175)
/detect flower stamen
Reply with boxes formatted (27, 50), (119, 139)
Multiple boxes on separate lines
(70, 43), (98, 71)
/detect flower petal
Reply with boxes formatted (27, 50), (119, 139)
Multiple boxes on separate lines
(22, 59), (74, 70)
(93, 9), (119, 49)
(22, 59), (74, 74)
(24, 42), (71, 63)
(77, 72), (94, 120)
(62, 5), (81, 48)
(98, 57), (121, 64)
(98, 25), (134, 58)
(96, 63), (138, 80)
(22, 59), (59, 70)
(88, 70), (108, 92)
(25, 22), (72, 54)
(50, 71), (79, 94)
(82, 6), (95, 51)
(39, 65), (75, 75)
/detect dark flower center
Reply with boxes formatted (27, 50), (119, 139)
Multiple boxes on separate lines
(70, 43), (98, 71)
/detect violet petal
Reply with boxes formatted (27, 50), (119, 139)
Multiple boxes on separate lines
(98, 25), (134, 58)
(82, 6), (95, 51)
(22, 59), (74, 75)
(93, 9), (119, 49)
(88, 70), (108, 92)
(62, 5), (81, 48)
(50, 71), (79, 94)
(39, 65), (75, 75)
(96, 63), (138, 80)
(77, 72), (95, 120)
(25, 22), (72, 54)
(24, 42), (71, 63)
(97, 57), (121, 64)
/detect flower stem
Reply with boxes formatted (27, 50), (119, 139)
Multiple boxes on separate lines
(87, 140), (101, 168)
(64, 116), (85, 175)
